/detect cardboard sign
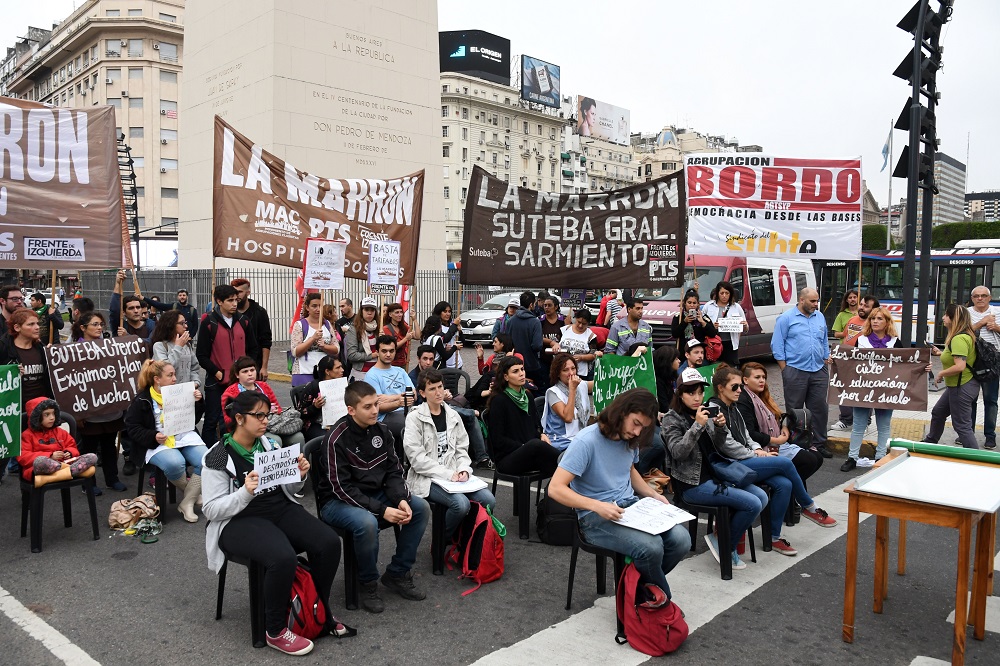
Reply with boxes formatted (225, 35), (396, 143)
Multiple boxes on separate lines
(302, 238), (346, 290)
(715, 317), (744, 333)
(320, 377), (350, 426)
(368, 239), (401, 287)
(0, 364), (22, 458)
(560, 289), (586, 310)
(160, 381), (196, 436)
(254, 443), (301, 494)
(828, 345), (928, 411)
(44, 336), (149, 419)
(592, 350), (656, 414)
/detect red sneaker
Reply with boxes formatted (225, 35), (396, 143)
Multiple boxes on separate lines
(802, 506), (837, 528)
(266, 629), (314, 656)
(771, 538), (798, 556)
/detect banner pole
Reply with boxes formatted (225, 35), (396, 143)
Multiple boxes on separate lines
(130, 267), (143, 299)
(48, 269), (57, 345)
(886, 118), (894, 251)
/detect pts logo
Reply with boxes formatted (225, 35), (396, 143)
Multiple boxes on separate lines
(649, 260), (679, 280)
(0, 233), (14, 252)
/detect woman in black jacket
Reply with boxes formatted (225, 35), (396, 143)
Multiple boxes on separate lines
(669, 289), (718, 352)
(420, 315), (458, 369)
(289, 355), (345, 442)
(486, 356), (559, 477)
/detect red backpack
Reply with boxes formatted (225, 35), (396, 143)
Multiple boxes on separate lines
(287, 560), (327, 639)
(445, 501), (505, 595)
(615, 564), (689, 656)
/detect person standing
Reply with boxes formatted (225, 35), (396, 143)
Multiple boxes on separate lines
(923, 303), (981, 450)
(144, 288), (199, 337)
(596, 289), (620, 329)
(110, 271), (155, 343)
(559, 309), (601, 381)
(382, 303), (413, 369)
(0, 285), (25, 338)
(539, 293), (565, 383)
(506, 291), (545, 389)
(670, 289), (718, 352)
(701, 281), (747, 367)
(289, 293), (339, 387)
(770, 288), (833, 458)
(606, 296), (653, 356)
(830, 295), (879, 432)
(832, 290), (859, 343)
(491, 298), (520, 337)
(29, 292), (64, 345)
(433, 301), (464, 370)
(231, 279), (272, 381)
(968, 286), (1000, 449)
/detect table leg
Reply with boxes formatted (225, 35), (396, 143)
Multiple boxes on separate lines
(952, 515), (972, 666)
(874, 516), (889, 612)
(843, 494), (860, 643)
(897, 519), (907, 576)
(971, 513), (990, 639)
(988, 512), (996, 597)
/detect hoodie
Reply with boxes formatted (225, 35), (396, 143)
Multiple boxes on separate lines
(17, 397), (77, 480)
(505, 307), (543, 371)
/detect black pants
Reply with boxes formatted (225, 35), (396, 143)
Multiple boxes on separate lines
(203, 382), (225, 445)
(719, 339), (740, 367)
(80, 431), (120, 487)
(220, 503), (341, 635)
(496, 439), (559, 477)
(792, 448), (824, 488)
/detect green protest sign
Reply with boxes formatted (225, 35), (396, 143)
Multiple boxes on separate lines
(0, 364), (22, 458)
(592, 351), (657, 414)
(697, 363), (720, 401)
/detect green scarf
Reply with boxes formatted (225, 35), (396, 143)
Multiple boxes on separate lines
(223, 433), (266, 466)
(504, 386), (529, 413)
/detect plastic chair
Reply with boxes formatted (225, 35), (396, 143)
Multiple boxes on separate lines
(440, 368), (471, 397)
(19, 470), (100, 553)
(135, 463), (177, 520)
(566, 523), (626, 631)
(428, 500), (449, 575)
(215, 553), (269, 648)
(672, 492), (757, 581)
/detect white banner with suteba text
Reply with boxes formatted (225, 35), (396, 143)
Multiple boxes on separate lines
(684, 154), (863, 260)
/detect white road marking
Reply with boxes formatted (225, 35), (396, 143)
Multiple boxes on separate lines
(0, 584), (101, 665)
(471, 482), (868, 665)
(909, 658), (950, 666)
(946, 594), (1000, 634)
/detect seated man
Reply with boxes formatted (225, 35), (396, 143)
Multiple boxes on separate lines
(676, 338), (705, 377)
(315, 381), (429, 613)
(548, 387), (691, 605)
(363, 335), (415, 453)
(410, 344), (492, 469)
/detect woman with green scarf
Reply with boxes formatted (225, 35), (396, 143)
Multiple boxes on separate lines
(486, 355), (560, 477)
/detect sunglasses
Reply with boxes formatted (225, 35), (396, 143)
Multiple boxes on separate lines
(243, 411), (270, 421)
(728, 383), (743, 392)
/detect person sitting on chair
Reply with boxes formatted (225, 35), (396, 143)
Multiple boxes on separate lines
(486, 356), (560, 478)
(18, 398), (96, 483)
(315, 381), (429, 614)
(362, 335), (415, 449)
(291, 355), (345, 442)
(201, 390), (343, 656)
(403, 368), (495, 539)
(548, 388), (690, 605)
(542, 353), (593, 452)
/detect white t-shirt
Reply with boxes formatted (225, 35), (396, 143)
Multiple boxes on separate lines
(559, 325), (598, 376)
(968, 305), (1000, 350)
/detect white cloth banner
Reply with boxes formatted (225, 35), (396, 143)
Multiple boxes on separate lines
(685, 153), (863, 260)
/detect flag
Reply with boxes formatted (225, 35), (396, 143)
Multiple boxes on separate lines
(880, 129), (891, 172)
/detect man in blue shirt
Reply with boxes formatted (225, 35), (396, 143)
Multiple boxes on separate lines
(548, 388), (690, 605)
(364, 335), (415, 455)
(770, 288), (833, 458)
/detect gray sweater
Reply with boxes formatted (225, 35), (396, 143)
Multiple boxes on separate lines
(660, 408), (750, 487)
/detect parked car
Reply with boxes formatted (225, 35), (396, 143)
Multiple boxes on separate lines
(458, 291), (572, 341)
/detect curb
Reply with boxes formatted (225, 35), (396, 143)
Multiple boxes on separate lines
(268, 372), (292, 383)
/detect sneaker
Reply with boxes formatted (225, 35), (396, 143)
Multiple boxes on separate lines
(771, 538), (798, 556)
(380, 570), (426, 601)
(122, 459), (137, 476)
(265, 628), (314, 656)
(731, 552), (747, 570)
(704, 534), (721, 564)
(360, 581), (385, 614)
(640, 583), (668, 608)
(109, 481), (128, 492)
(830, 420), (850, 431)
(816, 445), (834, 459)
(475, 457), (495, 470)
(840, 458), (857, 472)
(986, 439), (997, 450)
(802, 506), (838, 528)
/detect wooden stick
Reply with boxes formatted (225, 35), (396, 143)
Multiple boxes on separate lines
(48, 269), (57, 345)
(130, 267), (143, 299)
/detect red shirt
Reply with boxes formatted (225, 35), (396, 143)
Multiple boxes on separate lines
(842, 315), (866, 347)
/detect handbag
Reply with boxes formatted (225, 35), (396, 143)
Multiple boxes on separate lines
(708, 453), (757, 488)
(703, 335), (724, 362)
(641, 468), (671, 495)
(109, 493), (160, 529)
(266, 408), (304, 436)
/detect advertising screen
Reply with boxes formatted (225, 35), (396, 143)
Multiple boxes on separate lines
(439, 30), (510, 85)
(520, 55), (561, 108)
(574, 96), (631, 146)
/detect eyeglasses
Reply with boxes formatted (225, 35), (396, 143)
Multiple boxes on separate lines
(729, 383), (743, 392)
(88, 322), (104, 328)
(973, 294), (990, 299)
(4, 296), (23, 302)
(243, 411), (270, 421)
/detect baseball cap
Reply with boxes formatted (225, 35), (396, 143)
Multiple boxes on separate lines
(360, 297), (378, 309)
(507, 298), (519, 307)
(686, 338), (705, 351)
(677, 367), (710, 388)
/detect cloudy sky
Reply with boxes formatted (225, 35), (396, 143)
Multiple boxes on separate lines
(5, 0), (998, 208)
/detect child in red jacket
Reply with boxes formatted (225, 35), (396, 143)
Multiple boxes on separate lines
(17, 397), (97, 481)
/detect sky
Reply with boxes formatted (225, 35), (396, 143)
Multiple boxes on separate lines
(4, 0), (998, 209)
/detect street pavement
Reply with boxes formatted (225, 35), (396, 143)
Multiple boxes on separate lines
(1, 347), (997, 665)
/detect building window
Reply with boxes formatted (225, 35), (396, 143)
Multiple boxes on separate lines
(135, 187), (144, 197)
(91, 45), (99, 61)
(128, 39), (143, 57)
(441, 105), (448, 117)
(161, 188), (178, 198)
(504, 116), (510, 128)
(106, 9), (121, 17)
(128, 9), (142, 16)
(161, 218), (178, 233)
(108, 98), (121, 110)
(462, 147), (468, 161)
(461, 127), (467, 140)
(462, 107), (468, 119)
(159, 100), (177, 117)
(443, 145), (450, 158)
(492, 153), (497, 165)
(461, 187), (467, 200)
(480, 151), (485, 161)
(160, 158), (178, 171)
(128, 97), (142, 110)
(443, 186), (450, 199)
(129, 68), (142, 81)
(537, 124), (542, 136)
(442, 125), (449, 137)
(550, 163), (556, 177)
(523, 121), (529, 134)
(129, 126), (143, 139)
(106, 40), (121, 57)
(160, 129), (177, 141)
(159, 70), (177, 84)
(106, 68), (121, 84)
(159, 13), (177, 22)
(158, 42), (178, 62)
(132, 156), (143, 168)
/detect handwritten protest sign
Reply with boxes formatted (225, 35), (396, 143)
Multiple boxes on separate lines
(302, 238), (346, 290)
(827, 345), (928, 411)
(715, 317), (744, 333)
(0, 365), (22, 458)
(592, 351), (656, 413)
(369, 240), (401, 287)
(320, 377), (350, 426)
(160, 382), (196, 436)
(44, 336), (149, 419)
(254, 443), (301, 494)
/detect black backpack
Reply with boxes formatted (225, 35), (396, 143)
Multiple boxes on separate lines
(972, 334), (1000, 384)
(535, 482), (577, 546)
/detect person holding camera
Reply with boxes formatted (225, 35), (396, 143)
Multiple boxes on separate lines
(671, 289), (718, 353)
(363, 335), (416, 458)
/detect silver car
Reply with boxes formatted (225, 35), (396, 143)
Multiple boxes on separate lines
(458, 292), (522, 342)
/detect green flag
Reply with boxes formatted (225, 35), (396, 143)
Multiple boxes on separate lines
(592, 351), (657, 413)
(0, 364), (22, 458)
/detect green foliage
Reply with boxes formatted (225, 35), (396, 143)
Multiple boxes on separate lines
(930, 221), (1000, 248)
(861, 225), (894, 250)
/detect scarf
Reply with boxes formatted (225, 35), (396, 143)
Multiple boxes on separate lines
(224, 432), (266, 466)
(504, 386), (529, 413)
(360, 320), (378, 356)
(556, 381), (590, 431)
(149, 387), (175, 448)
(867, 332), (891, 348)
(747, 389), (781, 438)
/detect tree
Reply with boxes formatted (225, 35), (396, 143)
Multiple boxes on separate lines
(862, 224), (895, 250)
(930, 221), (1000, 248)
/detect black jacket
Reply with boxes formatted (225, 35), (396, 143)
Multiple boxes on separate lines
(145, 298), (199, 337)
(486, 389), (542, 462)
(314, 415), (409, 518)
(241, 299), (272, 366)
(0, 337), (52, 399)
(124, 387), (206, 467)
(506, 308), (543, 371)
(735, 389), (774, 448)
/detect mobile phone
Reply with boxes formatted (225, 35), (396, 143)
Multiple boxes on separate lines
(404, 387), (415, 405)
(686, 309), (697, 318)
(704, 405), (720, 418)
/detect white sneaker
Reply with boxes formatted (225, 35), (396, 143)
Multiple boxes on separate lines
(831, 420), (850, 431)
(856, 457), (875, 468)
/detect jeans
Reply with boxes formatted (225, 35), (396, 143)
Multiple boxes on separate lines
(680, 481), (767, 553)
(148, 445), (208, 480)
(636, 428), (666, 475)
(203, 381), (225, 445)
(924, 379), (981, 449)
(426, 483), (496, 537)
(740, 456), (813, 539)
(971, 375), (999, 443)
(320, 491), (430, 584)
(578, 509), (690, 598)
(781, 365), (830, 446)
(382, 410), (406, 460)
(848, 408), (892, 460)
(453, 406), (489, 462)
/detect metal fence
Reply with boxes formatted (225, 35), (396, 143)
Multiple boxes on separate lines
(80, 268), (542, 345)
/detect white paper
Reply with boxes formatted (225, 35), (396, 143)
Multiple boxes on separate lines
(431, 476), (488, 494)
(616, 497), (696, 535)
(302, 238), (346, 290)
(160, 381), (196, 436)
(320, 377), (350, 427)
(368, 239), (400, 287)
(253, 443), (301, 494)
(715, 317), (744, 333)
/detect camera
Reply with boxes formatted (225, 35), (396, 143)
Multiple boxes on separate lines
(704, 404), (720, 418)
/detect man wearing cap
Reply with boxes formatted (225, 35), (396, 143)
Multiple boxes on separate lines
(677, 338), (705, 376)
(491, 298), (520, 337)
(605, 296), (653, 356)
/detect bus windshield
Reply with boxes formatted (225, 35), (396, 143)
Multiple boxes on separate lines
(633, 266), (727, 303)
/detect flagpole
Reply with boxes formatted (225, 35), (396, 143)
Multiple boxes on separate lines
(886, 118), (893, 251)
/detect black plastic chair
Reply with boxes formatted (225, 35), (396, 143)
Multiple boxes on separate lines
(19, 471), (100, 553)
(672, 492), (757, 581)
(566, 523), (627, 635)
(216, 553), (269, 648)
(428, 500), (449, 575)
(482, 407), (550, 540)
(440, 368), (471, 397)
(135, 463), (177, 520)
